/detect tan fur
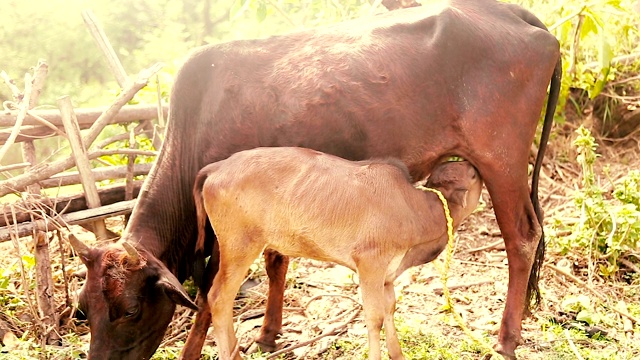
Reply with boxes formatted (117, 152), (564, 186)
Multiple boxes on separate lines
(194, 148), (482, 360)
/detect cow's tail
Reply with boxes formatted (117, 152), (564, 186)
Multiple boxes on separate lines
(192, 168), (211, 292)
(509, 3), (564, 312)
(527, 54), (563, 312)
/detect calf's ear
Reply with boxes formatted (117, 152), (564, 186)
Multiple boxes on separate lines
(449, 189), (469, 208)
(157, 269), (198, 311)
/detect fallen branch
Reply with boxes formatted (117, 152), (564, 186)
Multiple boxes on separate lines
(457, 259), (508, 269)
(433, 280), (493, 295)
(546, 263), (640, 324)
(265, 306), (362, 359)
(619, 257), (640, 273)
(464, 239), (504, 254)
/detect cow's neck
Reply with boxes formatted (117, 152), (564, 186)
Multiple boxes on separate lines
(122, 137), (200, 280)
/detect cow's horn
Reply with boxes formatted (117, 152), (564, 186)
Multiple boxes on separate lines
(67, 234), (91, 260)
(122, 242), (141, 264)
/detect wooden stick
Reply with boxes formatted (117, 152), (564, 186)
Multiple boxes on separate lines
(82, 12), (164, 152)
(155, 75), (165, 128)
(464, 239), (504, 254)
(24, 110), (67, 138)
(0, 200), (136, 241)
(58, 96), (109, 240)
(0, 70), (21, 96)
(124, 129), (137, 225)
(28, 60), (48, 108)
(56, 230), (71, 307)
(0, 65), (161, 198)
(95, 122), (147, 149)
(82, 10), (130, 88)
(0, 162), (31, 172)
(34, 232), (60, 344)
(564, 328), (585, 360)
(82, 63), (164, 148)
(0, 72), (32, 163)
(0, 104), (168, 128)
(1, 181), (143, 227)
(0, 149), (153, 197)
(265, 307), (361, 359)
(39, 163), (151, 189)
(432, 280), (493, 295)
(5, 209), (41, 330)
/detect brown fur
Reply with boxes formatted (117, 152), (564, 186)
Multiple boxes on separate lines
(75, 1), (562, 358)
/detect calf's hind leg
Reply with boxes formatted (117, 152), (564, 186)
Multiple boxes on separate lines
(209, 238), (264, 360)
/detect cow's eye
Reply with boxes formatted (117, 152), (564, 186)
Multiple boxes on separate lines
(124, 305), (139, 319)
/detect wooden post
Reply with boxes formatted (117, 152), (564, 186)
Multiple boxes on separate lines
(34, 232), (59, 344)
(57, 96), (110, 241)
(4, 61), (62, 346)
(124, 129), (137, 225)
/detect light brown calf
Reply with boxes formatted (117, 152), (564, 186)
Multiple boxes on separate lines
(193, 147), (483, 360)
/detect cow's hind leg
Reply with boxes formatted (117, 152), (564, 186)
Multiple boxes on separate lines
(254, 249), (289, 352)
(482, 169), (543, 359)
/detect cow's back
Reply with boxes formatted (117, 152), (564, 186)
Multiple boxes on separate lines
(168, 0), (558, 177)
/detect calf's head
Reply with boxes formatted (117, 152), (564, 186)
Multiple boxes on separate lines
(425, 160), (483, 221)
(68, 235), (197, 360)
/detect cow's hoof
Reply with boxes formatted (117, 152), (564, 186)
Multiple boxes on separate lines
(247, 340), (278, 354)
(493, 343), (516, 359)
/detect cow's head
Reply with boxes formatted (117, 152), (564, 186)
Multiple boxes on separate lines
(68, 235), (197, 360)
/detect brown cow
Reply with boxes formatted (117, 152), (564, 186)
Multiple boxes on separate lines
(67, 0), (561, 359)
(193, 147), (483, 360)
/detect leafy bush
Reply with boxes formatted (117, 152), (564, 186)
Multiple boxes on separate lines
(552, 125), (640, 277)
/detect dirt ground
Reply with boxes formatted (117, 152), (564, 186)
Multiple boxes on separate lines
(1, 130), (639, 359)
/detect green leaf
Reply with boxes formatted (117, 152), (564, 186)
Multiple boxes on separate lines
(599, 35), (613, 73)
(581, 15), (598, 38)
(576, 309), (602, 326)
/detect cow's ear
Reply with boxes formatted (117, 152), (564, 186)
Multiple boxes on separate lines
(449, 189), (469, 208)
(157, 270), (198, 311)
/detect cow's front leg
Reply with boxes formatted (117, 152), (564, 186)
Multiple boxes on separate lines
(254, 249), (290, 352)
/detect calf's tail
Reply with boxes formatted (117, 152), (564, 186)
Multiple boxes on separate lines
(192, 169), (211, 292)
